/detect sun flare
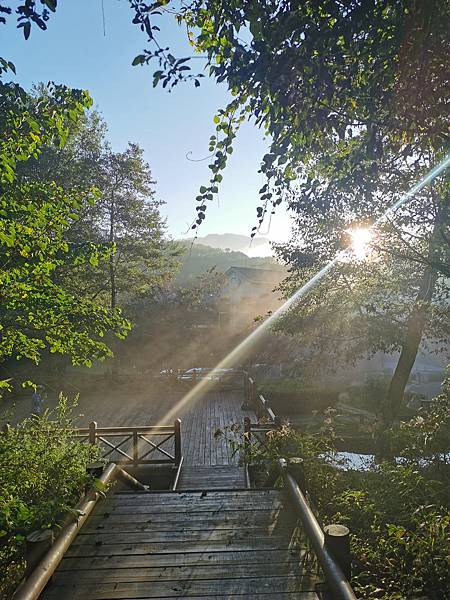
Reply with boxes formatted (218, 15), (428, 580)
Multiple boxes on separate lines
(347, 227), (374, 260)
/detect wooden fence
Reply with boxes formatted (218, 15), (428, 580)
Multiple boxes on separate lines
(72, 419), (182, 467)
(243, 373), (278, 422)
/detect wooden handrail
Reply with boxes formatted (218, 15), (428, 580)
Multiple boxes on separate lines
(72, 425), (175, 435)
(278, 459), (357, 600)
(14, 463), (146, 600)
(242, 373), (357, 598)
(242, 372), (278, 423)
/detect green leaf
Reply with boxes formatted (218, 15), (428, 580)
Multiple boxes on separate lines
(132, 54), (146, 66)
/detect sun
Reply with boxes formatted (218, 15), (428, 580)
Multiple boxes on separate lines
(347, 227), (374, 260)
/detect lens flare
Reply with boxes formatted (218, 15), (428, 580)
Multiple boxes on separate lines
(347, 228), (374, 260)
(152, 153), (450, 429)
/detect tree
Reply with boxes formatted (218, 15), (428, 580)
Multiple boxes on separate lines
(87, 143), (180, 311)
(127, 0), (449, 422)
(18, 109), (182, 312)
(2, 1), (449, 417)
(0, 81), (131, 391)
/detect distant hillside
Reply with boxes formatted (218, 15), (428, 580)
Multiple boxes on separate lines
(184, 233), (272, 256)
(175, 242), (283, 285)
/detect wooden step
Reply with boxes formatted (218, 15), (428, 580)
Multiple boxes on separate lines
(176, 465), (247, 490)
(41, 489), (323, 599)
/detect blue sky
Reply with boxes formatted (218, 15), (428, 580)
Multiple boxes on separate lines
(3, 0), (292, 250)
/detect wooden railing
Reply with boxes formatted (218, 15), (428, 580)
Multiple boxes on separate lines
(72, 419), (182, 467)
(14, 463), (148, 600)
(243, 373), (278, 422)
(242, 373), (357, 600)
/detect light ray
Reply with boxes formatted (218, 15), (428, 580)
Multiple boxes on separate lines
(154, 153), (450, 427)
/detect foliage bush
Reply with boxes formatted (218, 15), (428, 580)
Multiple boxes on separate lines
(0, 397), (99, 597)
(225, 396), (450, 599)
(258, 378), (339, 413)
(347, 377), (391, 414)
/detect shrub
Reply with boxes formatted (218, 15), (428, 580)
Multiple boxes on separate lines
(0, 396), (99, 597)
(225, 395), (450, 599)
(258, 378), (339, 414)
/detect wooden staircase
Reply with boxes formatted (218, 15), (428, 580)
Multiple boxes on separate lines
(176, 465), (247, 490)
(42, 487), (323, 599)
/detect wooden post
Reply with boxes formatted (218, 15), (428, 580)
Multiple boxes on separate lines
(241, 374), (251, 410)
(133, 430), (138, 466)
(324, 524), (351, 580)
(243, 416), (251, 463)
(174, 419), (182, 466)
(88, 421), (97, 445)
(250, 379), (256, 409)
(264, 463), (280, 487)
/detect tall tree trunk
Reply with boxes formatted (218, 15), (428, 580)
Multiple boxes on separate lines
(384, 196), (448, 424)
(109, 195), (116, 311)
(384, 265), (438, 424)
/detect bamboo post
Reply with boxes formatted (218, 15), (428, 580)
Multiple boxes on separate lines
(324, 524), (351, 580)
(88, 421), (97, 445)
(174, 418), (182, 466)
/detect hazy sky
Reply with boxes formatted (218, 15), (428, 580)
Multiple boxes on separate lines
(3, 0), (292, 249)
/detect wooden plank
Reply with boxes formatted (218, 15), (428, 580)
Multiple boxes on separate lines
(44, 592), (320, 600)
(82, 525), (299, 537)
(53, 561), (313, 582)
(65, 538), (304, 557)
(73, 528), (302, 545)
(42, 575), (320, 599)
(58, 550), (308, 571)
(92, 504), (285, 517)
(99, 489), (281, 503)
(84, 510), (291, 527)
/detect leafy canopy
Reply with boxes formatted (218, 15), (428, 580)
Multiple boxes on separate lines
(0, 81), (130, 390)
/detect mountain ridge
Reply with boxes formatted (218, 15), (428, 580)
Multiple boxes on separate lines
(182, 233), (272, 256)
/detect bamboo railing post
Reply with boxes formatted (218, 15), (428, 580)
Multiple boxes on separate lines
(324, 524), (351, 580)
(174, 419), (182, 466)
(88, 421), (97, 445)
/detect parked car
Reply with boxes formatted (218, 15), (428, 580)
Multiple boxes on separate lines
(177, 368), (243, 389)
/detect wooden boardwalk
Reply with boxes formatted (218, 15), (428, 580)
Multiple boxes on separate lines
(180, 389), (251, 467)
(42, 489), (321, 599)
(37, 388), (323, 599)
